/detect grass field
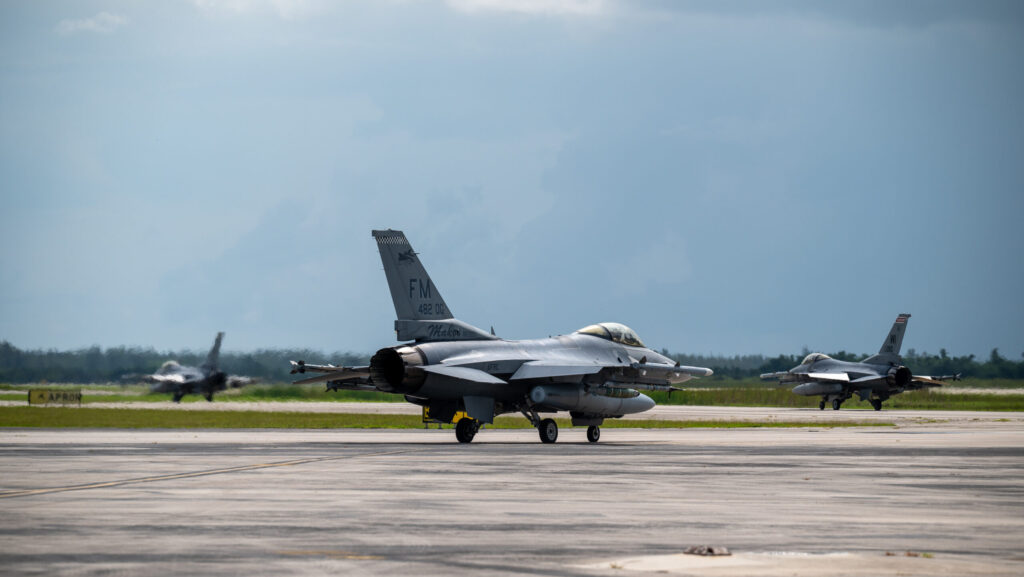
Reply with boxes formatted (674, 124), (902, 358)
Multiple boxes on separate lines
(0, 406), (892, 430)
(2, 380), (1023, 411)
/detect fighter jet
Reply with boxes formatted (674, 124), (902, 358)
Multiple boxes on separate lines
(128, 332), (256, 402)
(291, 229), (713, 444)
(760, 314), (956, 410)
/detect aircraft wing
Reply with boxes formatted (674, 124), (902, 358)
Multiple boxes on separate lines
(146, 373), (188, 384)
(510, 361), (604, 381)
(807, 372), (850, 382)
(424, 365), (507, 384)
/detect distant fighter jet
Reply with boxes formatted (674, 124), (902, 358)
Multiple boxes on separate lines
(128, 332), (256, 402)
(760, 314), (957, 410)
(291, 229), (713, 444)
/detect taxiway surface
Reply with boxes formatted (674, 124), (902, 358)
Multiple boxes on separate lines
(1, 416), (1022, 576)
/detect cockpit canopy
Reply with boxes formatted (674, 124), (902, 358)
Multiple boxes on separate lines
(801, 353), (831, 365)
(575, 322), (645, 348)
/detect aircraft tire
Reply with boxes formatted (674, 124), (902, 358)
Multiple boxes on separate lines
(832, 399), (841, 411)
(871, 399), (882, 411)
(586, 426), (600, 443)
(172, 393), (184, 403)
(539, 419), (558, 444)
(819, 400), (825, 411)
(455, 418), (478, 443)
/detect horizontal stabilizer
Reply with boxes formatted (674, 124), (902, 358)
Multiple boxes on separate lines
(511, 361), (604, 381)
(423, 365), (507, 384)
(808, 372), (850, 382)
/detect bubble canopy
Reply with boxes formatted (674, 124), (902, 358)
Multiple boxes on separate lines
(801, 353), (832, 365)
(575, 323), (645, 348)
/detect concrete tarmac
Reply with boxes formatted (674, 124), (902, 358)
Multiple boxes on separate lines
(1, 417), (1023, 576)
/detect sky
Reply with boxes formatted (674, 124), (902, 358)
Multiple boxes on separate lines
(1, 0), (1022, 359)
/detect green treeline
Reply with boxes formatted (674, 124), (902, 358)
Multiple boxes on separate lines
(2, 340), (1023, 384)
(0, 341), (368, 384)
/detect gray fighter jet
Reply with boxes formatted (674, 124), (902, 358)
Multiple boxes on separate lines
(760, 314), (955, 410)
(129, 332), (255, 402)
(291, 229), (713, 444)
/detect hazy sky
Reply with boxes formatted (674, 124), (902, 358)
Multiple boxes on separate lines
(2, 0), (1022, 358)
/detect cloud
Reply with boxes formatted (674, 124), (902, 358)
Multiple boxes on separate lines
(445, 0), (607, 17)
(55, 12), (129, 35)
(189, 0), (326, 20)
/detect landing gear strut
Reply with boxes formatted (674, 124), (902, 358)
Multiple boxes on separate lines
(520, 401), (560, 444)
(455, 418), (480, 443)
(587, 425), (601, 443)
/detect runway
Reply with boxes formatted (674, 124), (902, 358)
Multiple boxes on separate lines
(1, 417), (1023, 576)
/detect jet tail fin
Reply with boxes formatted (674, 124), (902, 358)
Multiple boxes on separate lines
(372, 230), (495, 342)
(862, 314), (910, 365)
(373, 230), (454, 322)
(201, 332), (224, 372)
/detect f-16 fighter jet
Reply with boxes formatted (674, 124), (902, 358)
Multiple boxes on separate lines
(760, 314), (957, 410)
(128, 332), (255, 402)
(291, 230), (713, 444)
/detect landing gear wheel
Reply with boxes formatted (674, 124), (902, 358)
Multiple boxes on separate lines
(538, 418), (558, 444)
(172, 392), (184, 403)
(204, 392), (214, 402)
(819, 400), (826, 411)
(832, 399), (841, 411)
(871, 399), (882, 411)
(587, 426), (601, 443)
(455, 418), (479, 443)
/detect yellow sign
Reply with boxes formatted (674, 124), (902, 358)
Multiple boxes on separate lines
(422, 407), (468, 424)
(28, 389), (82, 406)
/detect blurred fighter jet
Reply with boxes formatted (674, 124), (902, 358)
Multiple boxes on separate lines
(760, 314), (959, 410)
(291, 230), (712, 444)
(127, 332), (256, 402)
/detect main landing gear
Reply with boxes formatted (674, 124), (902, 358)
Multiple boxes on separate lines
(538, 418), (559, 444)
(820, 395), (884, 411)
(453, 399), (604, 444)
(455, 418), (480, 443)
(520, 404), (575, 444)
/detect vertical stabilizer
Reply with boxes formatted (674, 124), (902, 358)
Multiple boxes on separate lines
(201, 332), (224, 372)
(372, 230), (454, 321)
(863, 314), (910, 365)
